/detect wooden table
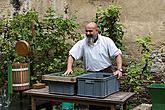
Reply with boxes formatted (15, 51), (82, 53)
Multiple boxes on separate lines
(23, 87), (135, 110)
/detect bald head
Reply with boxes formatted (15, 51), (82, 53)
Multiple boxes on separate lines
(85, 22), (98, 30)
(85, 22), (98, 38)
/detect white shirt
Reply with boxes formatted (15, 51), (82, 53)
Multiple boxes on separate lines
(69, 34), (122, 71)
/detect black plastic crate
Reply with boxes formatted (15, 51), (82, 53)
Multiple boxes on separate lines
(77, 72), (119, 98)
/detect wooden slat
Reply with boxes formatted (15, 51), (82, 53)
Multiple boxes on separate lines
(42, 75), (77, 83)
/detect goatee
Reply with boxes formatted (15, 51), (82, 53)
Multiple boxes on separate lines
(87, 37), (94, 46)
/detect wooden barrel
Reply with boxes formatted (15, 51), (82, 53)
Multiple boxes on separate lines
(12, 63), (29, 91)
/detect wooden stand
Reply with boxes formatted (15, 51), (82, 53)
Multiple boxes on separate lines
(23, 86), (135, 110)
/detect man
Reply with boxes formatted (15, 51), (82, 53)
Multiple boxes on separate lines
(64, 22), (122, 110)
(65, 22), (123, 78)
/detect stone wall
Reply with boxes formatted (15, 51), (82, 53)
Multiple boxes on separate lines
(0, 0), (12, 18)
(118, 0), (165, 56)
(151, 43), (165, 80)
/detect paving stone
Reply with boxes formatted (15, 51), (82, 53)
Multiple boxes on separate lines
(133, 104), (152, 110)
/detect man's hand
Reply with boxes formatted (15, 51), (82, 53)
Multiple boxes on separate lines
(64, 55), (74, 76)
(64, 69), (73, 76)
(113, 70), (122, 79)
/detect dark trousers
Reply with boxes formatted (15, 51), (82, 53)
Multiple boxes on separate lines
(99, 66), (113, 73)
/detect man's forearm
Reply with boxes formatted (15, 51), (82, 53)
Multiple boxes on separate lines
(67, 55), (74, 70)
(115, 54), (122, 69)
(114, 54), (123, 78)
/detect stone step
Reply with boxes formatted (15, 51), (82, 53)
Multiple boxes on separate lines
(133, 104), (152, 110)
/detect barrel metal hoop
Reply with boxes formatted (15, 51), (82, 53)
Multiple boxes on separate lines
(12, 83), (29, 87)
(12, 68), (28, 72)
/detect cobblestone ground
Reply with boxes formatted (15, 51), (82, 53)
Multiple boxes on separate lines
(0, 96), (31, 110)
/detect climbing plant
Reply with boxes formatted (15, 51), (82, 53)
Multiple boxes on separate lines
(121, 35), (154, 93)
(95, 5), (124, 50)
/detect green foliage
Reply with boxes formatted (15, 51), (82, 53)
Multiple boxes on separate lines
(121, 35), (154, 93)
(31, 8), (81, 75)
(0, 10), (39, 64)
(0, 72), (6, 86)
(0, 8), (81, 85)
(95, 5), (124, 50)
(70, 67), (86, 76)
(57, 67), (86, 77)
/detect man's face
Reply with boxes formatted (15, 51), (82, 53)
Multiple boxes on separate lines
(85, 23), (98, 45)
(85, 27), (97, 38)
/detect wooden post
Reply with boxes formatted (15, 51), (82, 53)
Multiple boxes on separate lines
(31, 96), (36, 110)
(28, 63), (30, 86)
(8, 62), (12, 96)
(111, 104), (116, 110)
(123, 102), (127, 110)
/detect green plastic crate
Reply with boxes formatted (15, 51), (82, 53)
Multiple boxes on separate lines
(147, 84), (165, 110)
(62, 102), (74, 110)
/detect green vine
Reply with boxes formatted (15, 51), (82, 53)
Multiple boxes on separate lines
(121, 35), (154, 93)
(95, 5), (124, 50)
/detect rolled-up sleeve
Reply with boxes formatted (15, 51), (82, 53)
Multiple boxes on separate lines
(69, 40), (84, 60)
(108, 39), (122, 57)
